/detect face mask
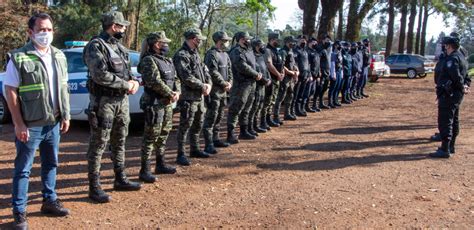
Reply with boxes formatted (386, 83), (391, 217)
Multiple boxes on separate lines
(113, 32), (125, 40)
(272, 41), (280, 48)
(300, 42), (306, 48)
(337, 46), (342, 51)
(323, 42), (331, 49)
(160, 46), (170, 56)
(441, 45), (446, 53)
(259, 47), (266, 54)
(223, 41), (230, 49)
(243, 39), (251, 47)
(33, 32), (53, 48)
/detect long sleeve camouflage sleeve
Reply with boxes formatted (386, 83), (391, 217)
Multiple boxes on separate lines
(204, 50), (228, 88)
(138, 56), (174, 99)
(173, 54), (205, 90)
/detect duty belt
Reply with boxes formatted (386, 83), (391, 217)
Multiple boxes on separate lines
(88, 80), (127, 97)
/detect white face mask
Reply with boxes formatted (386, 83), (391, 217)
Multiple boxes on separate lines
(33, 32), (53, 48)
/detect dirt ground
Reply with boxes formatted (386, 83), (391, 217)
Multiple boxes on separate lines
(0, 75), (473, 229)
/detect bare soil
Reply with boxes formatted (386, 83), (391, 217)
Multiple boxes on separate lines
(0, 75), (473, 229)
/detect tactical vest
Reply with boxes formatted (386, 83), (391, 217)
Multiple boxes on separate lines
(283, 47), (296, 71)
(342, 52), (352, 76)
(144, 55), (176, 96)
(335, 51), (343, 70)
(362, 48), (370, 67)
(216, 51), (229, 81)
(267, 45), (283, 73)
(294, 47), (310, 72)
(255, 52), (269, 85)
(9, 42), (70, 127)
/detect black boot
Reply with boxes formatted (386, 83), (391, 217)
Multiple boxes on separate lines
(429, 140), (450, 158)
(361, 91), (369, 98)
(449, 137), (456, 154)
(260, 115), (271, 131)
(239, 125), (256, 140)
(305, 101), (316, 113)
(295, 101), (307, 116)
(227, 125), (240, 144)
(190, 149), (210, 158)
(430, 132), (442, 142)
(114, 170), (141, 191)
(88, 174), (111, 203)
(327, 96), (335, 108)
(176, 151), (191, 166)
(204, 143), (218, 154)
(41, 199), (70, 216)
(254, 119), (267, 133)
(266, 114), (279, 127)
(319, 97), (329, 109)
(139, 160), (156, 183)
(274, 115), (284, 125)
(155, 154), (177, 174)
(248, 124), (259, 136)
(284, 108), (296, 120)
(350, 92), (358, 101)
(13, 211), (28, 230)
(311, 98), (321, 112)
(213, 139), (230, 148)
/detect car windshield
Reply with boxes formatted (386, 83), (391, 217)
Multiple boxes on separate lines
(64, 50), (140, 74)
(373, 55), (384, 62)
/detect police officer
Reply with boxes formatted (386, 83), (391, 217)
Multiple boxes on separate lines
(430, 36), (468, 158)
(328, 41), (343, 108)
(358, 38), (370, 98)
(83, 11), (141, 203)
(273, 36), (299, 123)
(203, 31), (233, 155)
(249, 38), (272, 135)
(264, 32), (285, 127)
(5, 13), (71, 229)
(137, 31), (180, 183)
(316, 34), (332, 109)
(350, 42), (361, 101)
(173, 28), (212, 166)
(292, 35), (311, 116)
(307, 37), (321, 112)
(341, 42), (353, 104)
(227, 32), (262, 143)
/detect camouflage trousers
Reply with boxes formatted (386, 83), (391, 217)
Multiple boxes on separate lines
(177, 100), (206, 153)
(86, 94), (130, 178)
(202, 94), (226, 146)
(262, 78), (280, 118)
(273, 76), (295, 116)
(227, 81), (256, 128)
(140, 104), (173, 163)
(249, 84), (266, 127)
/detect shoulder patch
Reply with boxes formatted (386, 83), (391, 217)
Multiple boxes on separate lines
(447, 60), (452, 68)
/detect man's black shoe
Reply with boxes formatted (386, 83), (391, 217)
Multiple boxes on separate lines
(284, 115), (297, 120)
(190, 150), (210, 158)
(155, 164), (177, 174)
(113, 178), (141, 191)
(204, 145), (218, 154)
(88, 183), (111, 203)
(255, 126), (267, 133)
(430, 133), (442, 142)
(213, 139), (230, 148)
(176, 154), (191, 166)
(320, 104), (330, 109)
(138, 169), (156, 183)
(40, 199), (70, 216)
(429, 148), (450, 158)
(361, 93), (369, 98)
(13, 212), (28, 230)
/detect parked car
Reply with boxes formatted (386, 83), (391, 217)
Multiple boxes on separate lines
(0, 47), (144, 124)
(385, 53), (434, 79)
(368, 54), (386, 82)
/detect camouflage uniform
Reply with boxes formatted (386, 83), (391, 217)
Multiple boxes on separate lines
(227, 32), (260, 141)
(138, 31), (180, 179)
(263, 34), (285, 127)
(83, 11), (140, 203)
(273, 37), (298, 122)
(173, 28), (212, 164)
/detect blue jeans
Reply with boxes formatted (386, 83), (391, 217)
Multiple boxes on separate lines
(12, 122), (60, 213)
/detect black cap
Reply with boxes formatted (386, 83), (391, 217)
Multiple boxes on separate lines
(442, 36), (460, 45)
(235, 31), (253, 41)
(212, 31), (231, 42)
(283, 36), (297, 43)
(268, 32), (281, 41)
(251, 38), (264, 49)
(296, 35), (308, 40)
(363, 38), (370, 43)
(450, 32), (461, 38)
(309, 37), (317, 42)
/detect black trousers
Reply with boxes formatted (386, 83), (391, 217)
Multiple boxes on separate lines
(437, 95), (463, 142)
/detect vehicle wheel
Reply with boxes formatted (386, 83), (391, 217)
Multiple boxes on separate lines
(418, 73), (427, 78)
(407, 69), (417, 79)
(369, 75), (379, 82)
(0, 96), (12, 124)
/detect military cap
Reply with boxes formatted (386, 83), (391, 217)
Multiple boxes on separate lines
(184, 28), (207, 40)
(296, 35), (308, 40)
(102, 11), (130, 27)
(363, 38), (370, 43)
(442, 36), (460, 45)
(147, 31), (171, 43)
(268, 32), (281, 41)
(450, 32), (461, 38)
(251, 38), (264, 48)
(309, 37), (317, 42)
(235, 31), (253, 41)
(212, 31), (231, 42)
(351, 42), (358, 47)
(283, 36), (297, 43)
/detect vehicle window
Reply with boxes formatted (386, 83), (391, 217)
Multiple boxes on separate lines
(396, 55), (410, 63)
(130, 52), (140, 67)
(386, 55), (396, 63)
(64, 52), (88, 73)
(374, 55), (384, 62)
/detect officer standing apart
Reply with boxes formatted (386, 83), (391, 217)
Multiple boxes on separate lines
(83, 11), (141, 204)
(173, 28), (212, 166)
(203, 31), (233, 155)
(137, 31), (180, 183)
(430, 36), (468, 158)
(263, 32), (285, 128)
(5, 13), (71, 229)
(227, 32), (262, 143)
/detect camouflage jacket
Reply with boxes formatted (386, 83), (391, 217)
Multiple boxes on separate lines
(204, 46), (232, 97)
(229, 44), (259, 83)
(173, 42), (211, 101)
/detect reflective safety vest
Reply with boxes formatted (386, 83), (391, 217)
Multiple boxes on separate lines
(9, 42), (70, 127)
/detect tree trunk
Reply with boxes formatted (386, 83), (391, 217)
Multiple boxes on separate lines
(337, 7), (343, 40)
(345, 0), (379, 41)
(398, 4), (408, 53)
(415, 1), (423, 54)
(298, 0), (319, 37)
(406, 0), (417, 53)
(385, 0), (395, 57)
(420, 0), (429, 56)
(134, 0), (141, 51)
(318, 0), (344, 38)
(123, 0), (137, 49)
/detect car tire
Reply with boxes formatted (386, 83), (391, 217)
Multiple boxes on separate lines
(418, 73), (427, 78)
(0, 96), (12, 124)
(407, 69), (417, 79)
(369, 75), (379, 82)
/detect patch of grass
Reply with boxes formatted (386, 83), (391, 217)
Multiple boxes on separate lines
(469, 68), (474, 77)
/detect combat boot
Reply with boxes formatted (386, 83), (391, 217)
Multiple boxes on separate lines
(213, 139), (230, 148)
(327, 96), (335, 108)
(430, 132), (442, 142)
(361, 91), (369, 98)
(139, 160), (156, 183)
(248, 124), (259, 136)
(204, 143), (218, 154)
(13, 211), (28, 230)
(295, 102), (306, 116)
(267, 114), (280, 127)
(429, 140), (450, 158)
(273, 115), (284, 125)
(88, 174), (111, 203)
(311, 99), (321, 112)
(284, 107), (296, 120)
(239, 125), (256, 140)
(319, 97), (330, 109)
(227, 125), (240, 144)
(176, 151), (191, 166)
(155, 154), (176, 174)
(114, 170), (141, 191)
(254, 119), (267, 133)
(350, 91), (358, 101)
(449, 137), (456, 154)
(260, 115), (271, 131)
(305, 101), (316, 113)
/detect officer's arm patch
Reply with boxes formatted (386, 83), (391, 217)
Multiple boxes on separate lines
(447, 60), (452, 68)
